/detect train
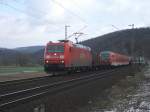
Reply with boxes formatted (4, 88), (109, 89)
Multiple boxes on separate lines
(44, 40), (131, 74)
(44, 40), (92, 73)
(99, 51), (130, 66)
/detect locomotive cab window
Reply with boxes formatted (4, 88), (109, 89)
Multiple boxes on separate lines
(47, 45), (64, 53)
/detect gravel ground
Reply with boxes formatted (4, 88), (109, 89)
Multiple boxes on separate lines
(80, 65), (149, 112)
(0, 72), (49, 82)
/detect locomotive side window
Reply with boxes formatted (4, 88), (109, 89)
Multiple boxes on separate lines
(47, 45), (64, 53)
(101, 52), (109, 60)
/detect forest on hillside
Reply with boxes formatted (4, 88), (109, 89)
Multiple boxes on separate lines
(82, 27), (150, 59)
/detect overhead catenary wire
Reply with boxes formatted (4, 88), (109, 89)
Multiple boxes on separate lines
(50, 0), (88, 25)
(0, 1), (64, 31)
(67, 25), (87, 39)
(0, 0), (88, 40)
(12, 0), (46, 16)
(12, 0), (88, 25)
(0, 2), (42, 20)
(1, 0), (88, 26)
(50, 0), (89, 41)
(68, 0), (84, 15)
(111, 25), (119, 30)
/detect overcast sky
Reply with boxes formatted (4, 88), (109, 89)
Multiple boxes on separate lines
(0, 0), (149, 48)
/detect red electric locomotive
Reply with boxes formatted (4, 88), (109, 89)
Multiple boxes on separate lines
(99, 51), (130, 67)
(44, 40), (92, 73)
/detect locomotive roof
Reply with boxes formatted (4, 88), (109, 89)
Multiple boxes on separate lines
(100, 51), (111, 54)
(73, 44), (91, 51)
(100, 51), (129, 57)
(47, 40), (91, 51)
(48, 40), (73, 44)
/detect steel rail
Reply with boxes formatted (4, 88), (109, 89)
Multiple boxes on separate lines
(0, 69), (117, 109)
(0, 75), (50, 86)
(0, 70), (115, 97)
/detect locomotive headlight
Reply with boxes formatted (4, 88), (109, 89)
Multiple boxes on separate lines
(46, 60), (49, 63)
(61, 60), (64, 63)
(60, 55), (64, 59)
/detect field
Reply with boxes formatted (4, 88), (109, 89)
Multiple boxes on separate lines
(0, 66), (44, 75)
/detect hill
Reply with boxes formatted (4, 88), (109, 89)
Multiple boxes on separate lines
(0, 48), (39, 66)
(14, 46), (45, 54)
(0, 48), (19, 66)
(32, 49), (45, 65)
(81, 27), (150, 59)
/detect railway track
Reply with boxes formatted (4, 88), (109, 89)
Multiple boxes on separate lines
(0, 68), (125, 110)
(0, 75), (64, 95)
(0, 70), (106, 95)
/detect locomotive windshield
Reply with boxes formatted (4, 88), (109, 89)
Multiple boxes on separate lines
(47, 45), (64, 53)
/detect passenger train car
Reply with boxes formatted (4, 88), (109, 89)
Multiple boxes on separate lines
(44, 40), (92, 73)
(99, 51), (130, 67)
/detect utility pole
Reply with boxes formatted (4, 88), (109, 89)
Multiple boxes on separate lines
(129, 24), (134, 29)
(128, 24), (135, 57)
(65, 25), (70, 40)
